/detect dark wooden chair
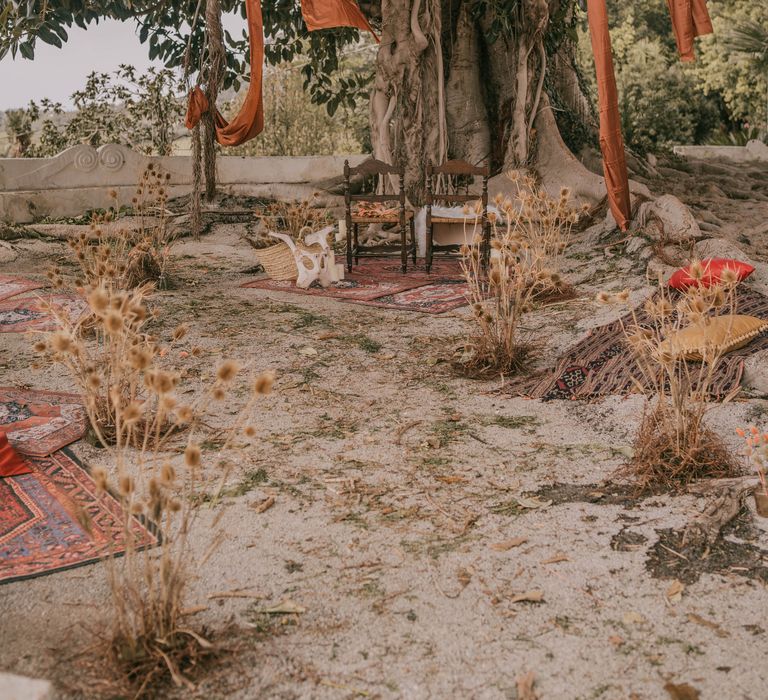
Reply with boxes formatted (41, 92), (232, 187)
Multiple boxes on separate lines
(343, 158), (416, 273)
(425, 160), (489, 273)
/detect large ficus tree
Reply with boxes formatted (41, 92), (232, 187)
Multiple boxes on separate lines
(2, 0), (606, 204)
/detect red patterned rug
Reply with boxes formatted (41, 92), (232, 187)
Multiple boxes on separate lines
(0, 387), (88, 456)
(0, 276), (47, 302)
(0, 294), (88, 333)
(242, 275), (427, 301)
(0, 448), (159, 584)
(348, 280), (469, 314)
(243, 258), (468, 313)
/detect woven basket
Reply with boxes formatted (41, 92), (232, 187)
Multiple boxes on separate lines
(255, 242), (298, 281)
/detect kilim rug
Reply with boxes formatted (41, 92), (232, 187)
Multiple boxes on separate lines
(243, 258), (468, 313)
(0, 387), (88, 456)
(348, 280), (470, 314)
(0, 294), (88, 333)
(242, 275), (428, 301)
(0, 448), (159, 584)
(0, 276), (47, 302)
(504, 288), (768, 401)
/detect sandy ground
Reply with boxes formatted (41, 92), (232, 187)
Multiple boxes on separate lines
(1, 160), (768, 700)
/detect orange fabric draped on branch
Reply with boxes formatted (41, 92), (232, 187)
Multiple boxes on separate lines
(667, 0), (713, 62)
(185, 0), (264, 146)
(586, 0), (631, 232)
(302, 0), (379, 41)
(185, 0), (377, 147)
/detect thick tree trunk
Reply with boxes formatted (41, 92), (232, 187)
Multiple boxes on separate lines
(371, 0), (614, 208)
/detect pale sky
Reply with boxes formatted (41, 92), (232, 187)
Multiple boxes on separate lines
(0, 17), (243, 111)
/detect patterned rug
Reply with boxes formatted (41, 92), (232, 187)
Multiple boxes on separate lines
(243, 258), (468, 313)
(0, 387), (88, 456)
(0, 294), (88, 333)
(0, 448), (159, 585)
(505, 288), (768, 401)
(0, 276), (47, 302)
(242, 275), (427, 301)
(349, 280), (470, 314)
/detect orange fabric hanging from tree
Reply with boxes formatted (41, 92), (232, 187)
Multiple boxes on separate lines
(185, 0), (377, 147)
(301, 0), (379, 41)
(185, 0), (264, 146)
(666, 0), (713, 62)
(586, 0), (631, 231)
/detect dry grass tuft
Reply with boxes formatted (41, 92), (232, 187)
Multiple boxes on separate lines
(607, 277), (740, 492)
(254, 193), (333, 244)
(456, 177), (580, 377)
(66, 166), (176, 291)
(38, 284), (275, 696)
(628, 405), (736, 492)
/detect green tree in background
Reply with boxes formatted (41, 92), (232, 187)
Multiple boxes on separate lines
(577, 0), (767, 154)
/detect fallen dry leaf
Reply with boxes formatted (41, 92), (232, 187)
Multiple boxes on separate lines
(608, 635), (625, 647)
(622, 611), (646, 625)
(299, 346), (318, 357)
(436, 475), (469, 484)
(251, 496), (275, 513)
(540, 552), (569, 565)
(664, 682), (700, 700)
(316, 331), (339, 341)
(515, 671), (538, 700)
(686, 613), (729, 638)
(666, 580), (685, 604)
(263, 599), (306, 615)
(510, 590), (545, 604)
(491, 537), (528, 551)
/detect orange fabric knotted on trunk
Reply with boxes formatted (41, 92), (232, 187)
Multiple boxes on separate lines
(185, 0), (377, 147)
(667, 0), (713, 62)
(0, 431), (31, 478)
(185, 0), (264, 146)
(587, 0), (631, 232)
(301, 0), (379, 41)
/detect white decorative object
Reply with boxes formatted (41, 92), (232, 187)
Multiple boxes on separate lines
(269, 225), (337, 289)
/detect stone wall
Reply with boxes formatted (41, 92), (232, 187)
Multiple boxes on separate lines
(0, 144), (366, 223)
(673, 139), (768, 163)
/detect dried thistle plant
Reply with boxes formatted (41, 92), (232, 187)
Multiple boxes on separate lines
(256, 192), (333, 243)
(604, 271), (739, 491)
(736, 426), (768, 497)
(495, 171), (581, 301)
(90, 360), (274, 696)
(34, 284), (189, 444)
(457, 221), (537, 377)
(37, 281), (275, 694)
(65, 165), (176, 291)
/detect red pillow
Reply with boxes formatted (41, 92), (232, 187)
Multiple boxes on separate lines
(668, 258), (755, 290)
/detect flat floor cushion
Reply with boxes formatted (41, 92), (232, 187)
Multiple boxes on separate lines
(661, 314), (768, 361)
(668, 258), (755, 290)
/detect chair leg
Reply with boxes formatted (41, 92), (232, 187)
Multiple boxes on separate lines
(354, 223), (359, 266)
(400, 218), (407, 273)
(426, 221), (433, 274)
(411, 219), (417, 265)
(346, 219), (353, 272)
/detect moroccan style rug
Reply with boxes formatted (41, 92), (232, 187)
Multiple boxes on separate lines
(348, 280), (470, 314)
(0, 276), (47, 302)
(0, 387), (88, 456)
(0, 294), (88, 333)
(243, 257), (469, 313)
(242, 275), (428, 301)
(0, 449), (159, 585)
(504, 288), (768, 401)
